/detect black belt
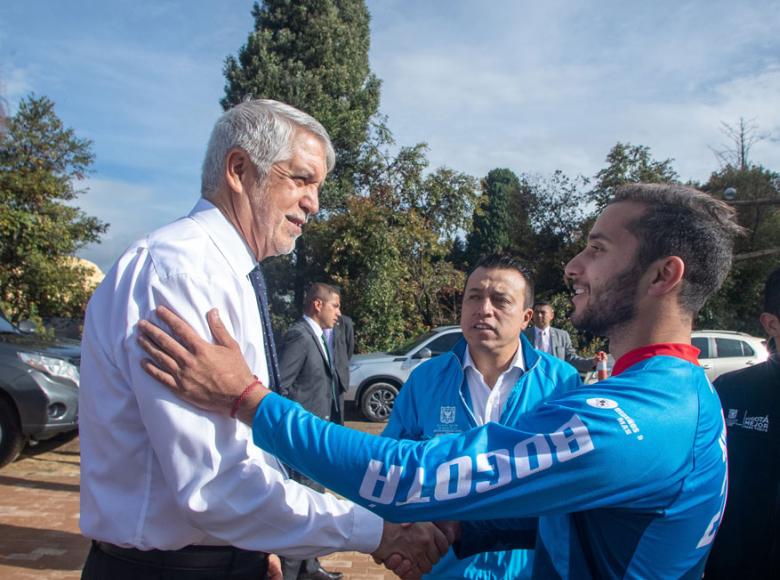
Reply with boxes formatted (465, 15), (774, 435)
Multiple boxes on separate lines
(94, 541), (267, 570)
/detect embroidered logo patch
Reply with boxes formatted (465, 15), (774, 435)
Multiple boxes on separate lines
(439, 406), (456, 424)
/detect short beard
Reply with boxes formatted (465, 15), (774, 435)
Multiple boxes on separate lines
(572, 264), (642, 336)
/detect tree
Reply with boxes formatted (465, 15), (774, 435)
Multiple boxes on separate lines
(223, 0), (381, 206)
(590, 142), (679, 209)
(698, 163), (780, 333)
(465, 168), (519, 265)
(711, 118), (764, 171)
(0, 95), (107, 322)
(511, 170), (593, 297)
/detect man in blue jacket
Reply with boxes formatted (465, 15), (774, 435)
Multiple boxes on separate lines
(138, 184), (743, 579)
(383, 253), (582, 579)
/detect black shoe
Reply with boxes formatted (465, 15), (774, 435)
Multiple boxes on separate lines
(298, 564), (343, 580)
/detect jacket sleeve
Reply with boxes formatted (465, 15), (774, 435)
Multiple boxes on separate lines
(561, 330), (594, 373)
(252, 382), (691, 523)
(381, 373), (423, 441)
(278, 327), (307, 399)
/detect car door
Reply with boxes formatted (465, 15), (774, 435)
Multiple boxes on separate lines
(692, 336), (716, 381)
(401, 330), (463, 372)
(710, 337), (759, 379)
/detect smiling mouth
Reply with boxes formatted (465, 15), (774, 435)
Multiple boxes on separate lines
(473, 323), (495, 332)
(286, 215), (306, 229)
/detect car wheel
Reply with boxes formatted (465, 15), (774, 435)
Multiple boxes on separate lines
(0, 398), (25, 468)
(360, 381), (399, 422)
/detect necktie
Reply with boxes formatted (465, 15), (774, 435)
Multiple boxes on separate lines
(535, 329), (544, 351)
(248, 265), (281, 391)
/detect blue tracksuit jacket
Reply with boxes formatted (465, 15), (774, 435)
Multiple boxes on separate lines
(382, 335), (581, 579)
(252, 344), (727, 579)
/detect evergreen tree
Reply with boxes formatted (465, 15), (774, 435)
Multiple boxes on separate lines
(465, 168), (519, 265)
(222, 0), (381, 207)
(0, 95), (107, 322)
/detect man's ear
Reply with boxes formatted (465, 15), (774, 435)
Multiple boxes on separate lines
(646, 256), (685, 297)
(225, 148), (251, 194)
(521, 307), (534, 329)
(760, 312), (780, 339)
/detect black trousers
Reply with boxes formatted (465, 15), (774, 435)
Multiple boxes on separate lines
(82, 541), (268, 580)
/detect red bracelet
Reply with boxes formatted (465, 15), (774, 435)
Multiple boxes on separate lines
(230, 375), (263, 418)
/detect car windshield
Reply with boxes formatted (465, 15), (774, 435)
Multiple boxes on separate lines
(0, 313), (20, 334)
(388, 330), (440, 356)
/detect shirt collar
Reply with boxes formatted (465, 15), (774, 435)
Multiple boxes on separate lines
(303, 315), (324, 337)
(463, 340), (525, 374)
(188, 198), (258, 278)
(535, 325), (550, 336)
(612, 343), (701, 376)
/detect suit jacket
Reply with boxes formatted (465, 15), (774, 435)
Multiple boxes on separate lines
(524, 325), (593, 373)
(279, 318), (340, 423)
(331, 315), (354, 395)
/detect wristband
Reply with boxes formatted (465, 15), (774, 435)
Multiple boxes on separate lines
(230, 375), (262, 418)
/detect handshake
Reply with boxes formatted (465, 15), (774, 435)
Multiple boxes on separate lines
(371, 520), (461, 579)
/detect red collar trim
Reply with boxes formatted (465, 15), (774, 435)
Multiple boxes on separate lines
(612, 343), (700, 377)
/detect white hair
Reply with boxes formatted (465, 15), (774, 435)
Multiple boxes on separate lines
(200, 99), (335, 199)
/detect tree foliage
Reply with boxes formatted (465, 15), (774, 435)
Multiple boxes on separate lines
(698, 163), (780, 334)
(589, 142), (679, 209)
(223, 0), (380, 207)
(0, 95), (107, 322)
(465, 168), (519, 266)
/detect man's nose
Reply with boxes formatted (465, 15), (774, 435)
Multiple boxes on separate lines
(301, 185), (320, 216)
(565, 250), (585, 279)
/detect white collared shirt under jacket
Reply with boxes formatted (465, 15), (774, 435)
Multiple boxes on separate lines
(462, 342), (525, 425)
(78, 198), (382, 556)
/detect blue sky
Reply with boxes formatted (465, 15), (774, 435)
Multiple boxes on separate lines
(1, 0), (778, 272)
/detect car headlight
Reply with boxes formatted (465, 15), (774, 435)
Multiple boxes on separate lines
(349, 363), (361, 373)
(18, 353), (80, 386)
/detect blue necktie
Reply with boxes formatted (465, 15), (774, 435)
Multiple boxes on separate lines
(248, 265), (281, 392)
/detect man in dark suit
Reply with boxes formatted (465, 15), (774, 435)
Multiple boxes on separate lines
(324, 314), (354, 423)
(523, 301), (594, 373)
(705, 266), (780, 579)
(278, 283), (344, 580)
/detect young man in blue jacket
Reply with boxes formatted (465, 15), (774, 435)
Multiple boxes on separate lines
(383, 254), (582, 579)
(138, 184), (743, 579)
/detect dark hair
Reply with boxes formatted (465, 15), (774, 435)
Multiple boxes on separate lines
(609, 183), (745, 314)
(533, 301), (553, 310)
(304, 283), (339, 310)
(469, 253), (535, 309)
(764, 267), (780, 317)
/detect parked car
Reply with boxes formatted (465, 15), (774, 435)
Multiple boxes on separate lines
(691, 330), (768, 382)
(347, 326), (463, 422)
(0, 312), (81, 468)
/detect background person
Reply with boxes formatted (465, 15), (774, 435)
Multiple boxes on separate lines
(324, 312), (354, 421)
(383, 253), (582, 579)
(278, 282), (346, 580)
(524, 301), (595, 373)
(79, 99), (447, 580)
(705, 266), (780, 578)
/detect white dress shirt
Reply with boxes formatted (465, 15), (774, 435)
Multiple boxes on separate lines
(534, 326), (552, 354)
(463, 342), (525, 425)
(79, 199), (382, 557)
(303, 315), (328, 360)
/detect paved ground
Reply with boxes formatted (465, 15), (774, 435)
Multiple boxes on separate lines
(0, 410), (397, 579)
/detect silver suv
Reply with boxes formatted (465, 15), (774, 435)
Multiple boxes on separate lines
(347, 326), (463, 422)
(691, 330), (767, 382)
